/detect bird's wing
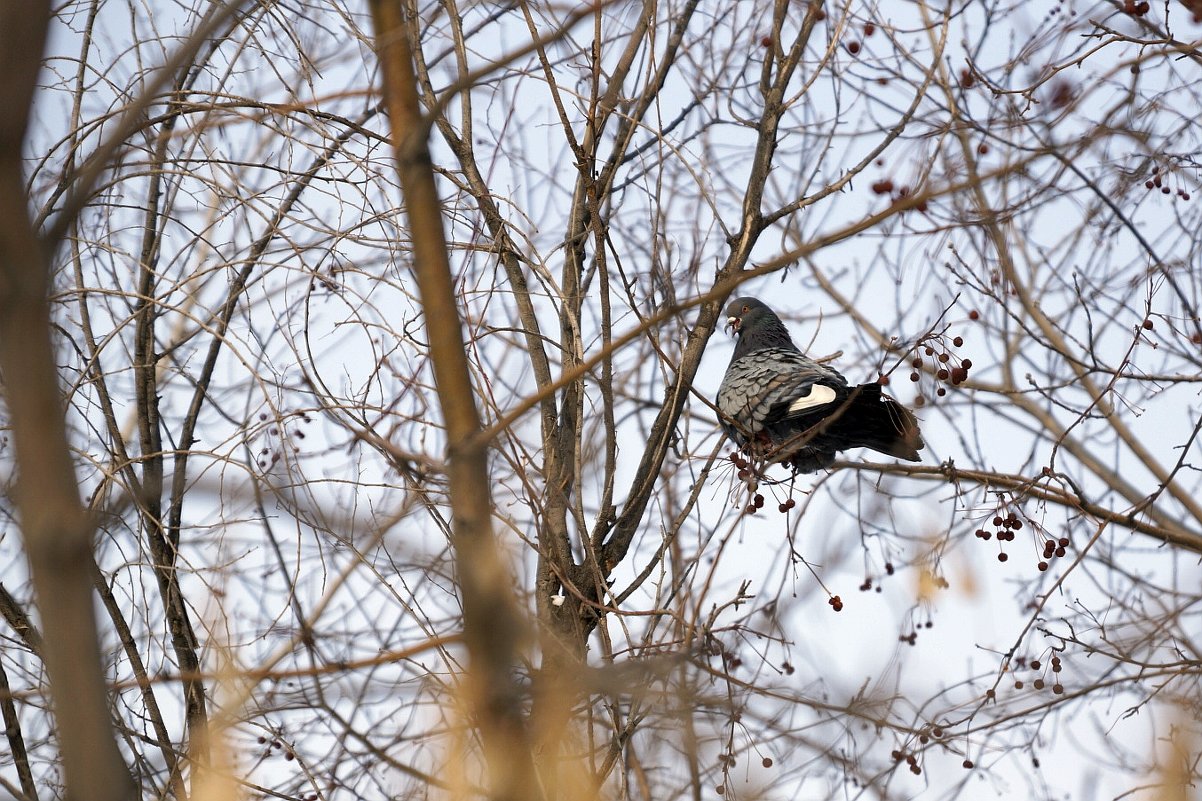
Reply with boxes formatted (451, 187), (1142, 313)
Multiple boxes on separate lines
(717, 348), (847, 440)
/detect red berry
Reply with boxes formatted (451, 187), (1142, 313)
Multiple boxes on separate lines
(847, 41), (861, 54)
(998, 553), (1008, 562)
(953, 336), (964, 347)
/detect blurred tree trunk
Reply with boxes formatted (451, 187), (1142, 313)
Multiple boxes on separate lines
(0, 2), (134, 800)
(368, 2), (542, 800)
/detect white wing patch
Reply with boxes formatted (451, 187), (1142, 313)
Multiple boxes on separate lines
(786, 384), (838, 414)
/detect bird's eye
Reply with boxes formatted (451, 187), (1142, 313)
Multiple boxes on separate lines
(741, 305), (749, 313)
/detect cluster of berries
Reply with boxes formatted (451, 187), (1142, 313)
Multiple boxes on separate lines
(1144, 166), (1191, 201)
(1038, 536), (1071, 571)
(1012, 654), (1066, 694)
(902, 334), (971, 405)
(869, 178), (931, 213)
(254, 409), (312, 471)
(974, 510), (1024, 562)
(890, 746), (930, 775)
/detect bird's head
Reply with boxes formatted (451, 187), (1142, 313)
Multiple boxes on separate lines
(724, 296), (774, 336)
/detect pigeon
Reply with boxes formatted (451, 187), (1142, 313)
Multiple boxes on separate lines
(716, 297), (923, 473)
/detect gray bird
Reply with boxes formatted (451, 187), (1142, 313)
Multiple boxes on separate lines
(716, 297), (923, 473)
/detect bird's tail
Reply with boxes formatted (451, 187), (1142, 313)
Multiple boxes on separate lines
(831, 383), (924, 461)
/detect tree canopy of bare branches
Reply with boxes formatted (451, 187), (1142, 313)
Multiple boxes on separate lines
(2, 1), (1201, 800)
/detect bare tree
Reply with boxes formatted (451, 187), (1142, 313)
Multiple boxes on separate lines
(2, 1), (1201, 800)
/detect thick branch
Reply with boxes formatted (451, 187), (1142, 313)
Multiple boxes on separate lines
(368, 4), (540, 800)
(0, 3), (134, 799)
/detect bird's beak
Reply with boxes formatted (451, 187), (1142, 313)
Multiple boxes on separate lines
(726, 316), (740, 335)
